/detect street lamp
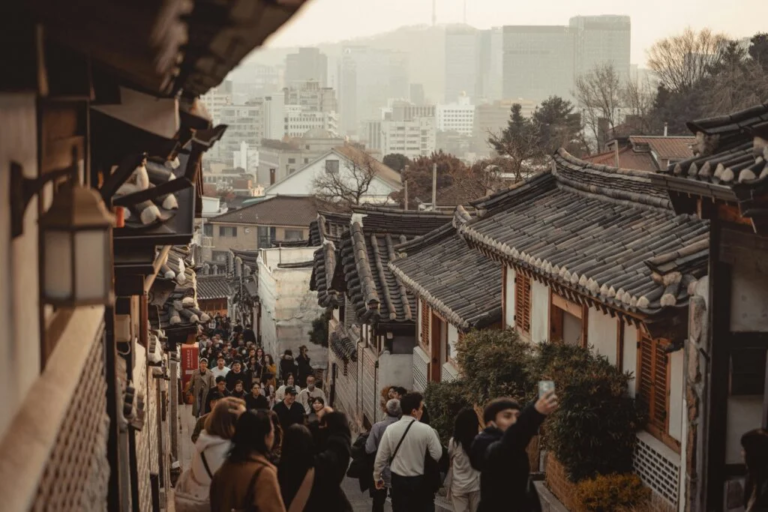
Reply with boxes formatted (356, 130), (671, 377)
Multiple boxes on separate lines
(40, 183), (115, 307)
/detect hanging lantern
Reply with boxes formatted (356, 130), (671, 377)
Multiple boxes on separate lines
(39, 184), (115, 306)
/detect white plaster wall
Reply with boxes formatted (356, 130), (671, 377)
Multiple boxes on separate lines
(623, 323), (638, 397)
(258, 247), (327, 368)
(530, 280), (550, 344)
(726, 395), (763, 464)
(379, 353), (413, 390)
(669, 350), (684, 442)
(447, 324), (459, 361)
(0, 94), (41, 441)
(588, 308), (618, 364)
(563, 312), (582, 346)
(265, 152), (399, 201)
(730, 265), (768, 332)
(505, 266), (516, 329)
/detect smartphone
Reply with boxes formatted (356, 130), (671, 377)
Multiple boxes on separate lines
(539, 380), (555, 398)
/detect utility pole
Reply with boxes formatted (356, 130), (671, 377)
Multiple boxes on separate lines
(404, 179), (409, 210)
(431, 162), (437, 211)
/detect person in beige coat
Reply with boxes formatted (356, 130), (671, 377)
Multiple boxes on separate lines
(210, 409), (286, 512)
(190, 358), (215, 417)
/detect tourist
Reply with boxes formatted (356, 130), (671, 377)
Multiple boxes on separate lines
(742, 429), (768, 511)
(366, 399), (402, 512)
(175, 397), (245, 512)
(231, 380), (247, 400)
(243, 323), (257, 345)
(296, 345), (313, 387)
(307, 397), (325, 424)
(278, 425), (316, 511)
(470, 392), (558, 512)
(193, 392), (222, 443)
(276, 374), (301, 403)
(226, 360), (251, 393)
(304, 410), (354, 512)
(190, 358), (215, 418)
(280, 349), (298, 382)
(205, 377), (230, 415)
(373, 392), (443, 512)
(209, 409), (286, 512)
(265, 354), (278, 390)
(448, 408), (481, 512)
(298, 375), (325, 414)
(211, 356), (230, 380)
(272, 387), (305, 430)
(246, 381), (270, 411)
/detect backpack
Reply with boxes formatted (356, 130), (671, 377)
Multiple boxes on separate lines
(346, 431), (370, 480)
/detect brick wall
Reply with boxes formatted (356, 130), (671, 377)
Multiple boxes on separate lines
(545, 453), (580, 512)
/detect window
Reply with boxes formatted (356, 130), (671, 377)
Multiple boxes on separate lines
(304, 158), (309, 164)
(514, 273), (531, 333)
(288, 158), (296, 164)
(258, 226), (277, 248)
(325, 159), (340, 174)
(284, 229), (304, 241)
(203, 224), (213, 237)
(731, 348), (767, 395)
(269, 168), (276, 185)
(219, 226), (237, 237)
(638, 335), (669, 437)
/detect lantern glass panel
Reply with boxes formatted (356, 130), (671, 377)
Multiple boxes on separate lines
(75, 229), (107, 301)
(44, 230), (72, 300)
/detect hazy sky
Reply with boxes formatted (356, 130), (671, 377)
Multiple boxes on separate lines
(265, 0), (768, 66)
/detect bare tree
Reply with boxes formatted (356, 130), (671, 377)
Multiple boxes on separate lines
(703, 41), (768, 114)
(621, 76), (656, 134)
(312, 151), (379, 207)
(647, 28), (728, 94)
(573, 63), (623, 152)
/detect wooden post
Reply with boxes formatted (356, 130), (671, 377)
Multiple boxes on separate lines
(431, 163), (437, 210)
(404, 179), (408, 210)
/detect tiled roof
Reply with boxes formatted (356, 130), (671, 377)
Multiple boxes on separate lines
(197, 275), (231, 300)
(582, 146), (658, 172)
(340, 209), (452, 324)
(209, 195), (318, 226)
(390, 211), (502, 330)
(629, 136), (695, 161)
(309, 212), (352, 308)
(460, 149), (709, 315)
(652, 104), (768, 218)
(149, 246), (210, 331)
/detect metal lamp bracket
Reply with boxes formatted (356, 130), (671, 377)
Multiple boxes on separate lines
(10, 160), (76, 239)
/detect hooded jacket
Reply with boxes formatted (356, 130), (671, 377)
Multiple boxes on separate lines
(176, 431), (232, 501)
(470, 404), (545, 512)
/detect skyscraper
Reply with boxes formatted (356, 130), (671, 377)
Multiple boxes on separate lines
(445, 26), (480, 103)
(285, 48), (328, 87)
(570, 15), (631, 78)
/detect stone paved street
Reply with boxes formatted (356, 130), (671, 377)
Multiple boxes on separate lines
(342, 475), (392, 512)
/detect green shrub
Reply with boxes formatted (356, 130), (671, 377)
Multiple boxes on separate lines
(308, 313), (330, 348)
(538, 342), (646, 482)
(574, 473), (651, 512)
(424, 379), (471, 444)
(456, 329), (535, 406)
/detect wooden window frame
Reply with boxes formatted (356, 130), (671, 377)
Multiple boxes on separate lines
(637, 332), (680, 453)
(549, 291), (588, 347)
(514, 272), (531, 334)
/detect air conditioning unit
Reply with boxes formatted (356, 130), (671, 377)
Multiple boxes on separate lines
(244, 228), (250, 234)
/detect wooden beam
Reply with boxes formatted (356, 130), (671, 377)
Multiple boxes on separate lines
(143, 245), (172, 293)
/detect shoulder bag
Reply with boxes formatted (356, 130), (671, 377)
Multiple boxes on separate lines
(232, 464), (267, 512)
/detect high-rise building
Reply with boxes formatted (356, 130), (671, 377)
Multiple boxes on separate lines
(437, 94), (475, 136)
(445, 26), (480, 103)
(410, 84), (426, 106)
(284, 80), (337, 113)
(217, 104), (264, 164)
(200, 80), (233, 124)
(502, 26), (575, 102)
(570, 15), (631, 78)
(383, 100), (436, 122)
(366, 117), (436, 159)
(285, 48), (328, 87)
(284, 106), (338, 138)
(473, 99), (537, 155)
(501, 16), (631, 102)
(339, 46), (409, 135)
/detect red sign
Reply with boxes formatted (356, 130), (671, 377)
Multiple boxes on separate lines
(180, 344), (199, 391)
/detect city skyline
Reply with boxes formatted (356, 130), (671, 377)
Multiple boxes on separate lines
(260, 0), (768, 67)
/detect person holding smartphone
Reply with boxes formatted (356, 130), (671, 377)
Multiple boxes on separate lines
(469, 387), (558, 512)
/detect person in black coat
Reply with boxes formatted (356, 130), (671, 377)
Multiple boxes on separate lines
(225, 360), (251, 393)
(280, 349), (298, 382)
(305, 410), (353, 512)
(246, 381), (270, 410)
(243, 324), (257, 345)
(296, 345), (313, 387)
(272, 387), (306, 430)
(470, 392), (558, 512)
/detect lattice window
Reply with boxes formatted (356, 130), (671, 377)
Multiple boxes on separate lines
(420, 299), (430, 346)
(413, 346), (430, 392)
(634, 432), (680, 507)
(515, 273), (531, 333)
(639, 335), (669, 436)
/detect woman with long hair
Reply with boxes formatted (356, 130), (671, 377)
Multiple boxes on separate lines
(209, 410), (286, 512)
(742, 429), (768, 511)
(175, 397), (245, 512)
(448, 408), (481, 512)
(265, 354), (278, 393)
(278, 425), (316, 511)
(296, 345), (313, 388)
(304, 410), (353, 512)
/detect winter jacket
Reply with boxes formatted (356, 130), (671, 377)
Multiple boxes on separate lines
(296, 354), (313, 387)
(210, 454), (286, 512)
(280, 356), (298, 381)
(175, 431), (232, 504)
(226, 370), (251, 393)
(470, 404), (545, 512)
(305, 413), (353, 512)
(272, 401), (306, 430)
(190, 369), (215, 417)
